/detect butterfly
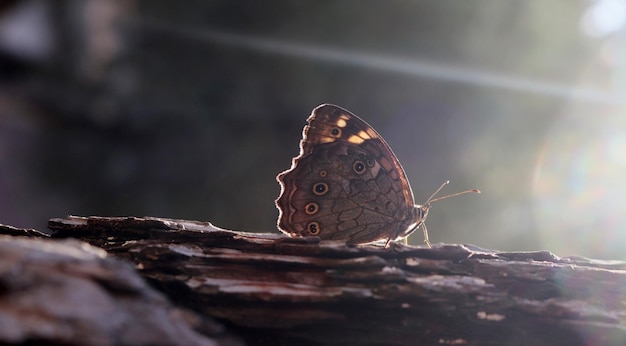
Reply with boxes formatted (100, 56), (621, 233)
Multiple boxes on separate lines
(276, 104), (479, 247)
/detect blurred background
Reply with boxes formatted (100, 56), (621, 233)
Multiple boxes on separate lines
(1, 0), (626, 259)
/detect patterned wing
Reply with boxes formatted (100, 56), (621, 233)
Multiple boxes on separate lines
(276, 104), (419, 244)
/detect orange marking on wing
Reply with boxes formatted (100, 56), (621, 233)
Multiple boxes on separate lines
(366, 128), (378, 138)
(347, 135), (365, 144)
(357, 130), (371, 140)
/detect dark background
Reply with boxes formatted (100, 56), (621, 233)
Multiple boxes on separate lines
(2, 1), (626, 259)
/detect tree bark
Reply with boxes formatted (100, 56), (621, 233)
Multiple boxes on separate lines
(31, 215), (626, 346)
(0, 228), (242, 346)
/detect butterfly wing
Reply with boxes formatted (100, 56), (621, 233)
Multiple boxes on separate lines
(276, 104), (419, 244)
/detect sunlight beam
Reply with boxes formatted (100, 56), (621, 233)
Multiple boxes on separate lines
(141, 20), (625, 105)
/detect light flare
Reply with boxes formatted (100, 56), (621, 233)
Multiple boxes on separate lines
(533, 107), (626, 259)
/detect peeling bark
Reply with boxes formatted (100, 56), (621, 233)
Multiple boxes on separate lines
(33, 216), (626, 345)
(0, 232), (242, 346)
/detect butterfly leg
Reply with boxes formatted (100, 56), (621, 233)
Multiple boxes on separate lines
(422, 224), (432, 248)
(384, 237), (408, 248)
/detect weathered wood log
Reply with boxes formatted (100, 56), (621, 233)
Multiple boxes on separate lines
(0, 231), (243, 346)
(31, 215), (626, 346)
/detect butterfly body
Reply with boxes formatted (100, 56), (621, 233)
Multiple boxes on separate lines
(276, 104), (424, 245)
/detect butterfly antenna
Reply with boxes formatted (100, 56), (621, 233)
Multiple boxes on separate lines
(424, 180), (450, 203)
(426, 180), (481, 204)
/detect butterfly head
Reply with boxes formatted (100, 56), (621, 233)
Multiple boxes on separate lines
(414, 203), (431, 224)
(407, 181), (480, 248)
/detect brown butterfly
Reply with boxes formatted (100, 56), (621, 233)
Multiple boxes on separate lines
(276, 104), (479, 247)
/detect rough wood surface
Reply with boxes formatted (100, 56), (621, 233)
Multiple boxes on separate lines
(36, 216), (626, 345)
(0, 233), (243, 346)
